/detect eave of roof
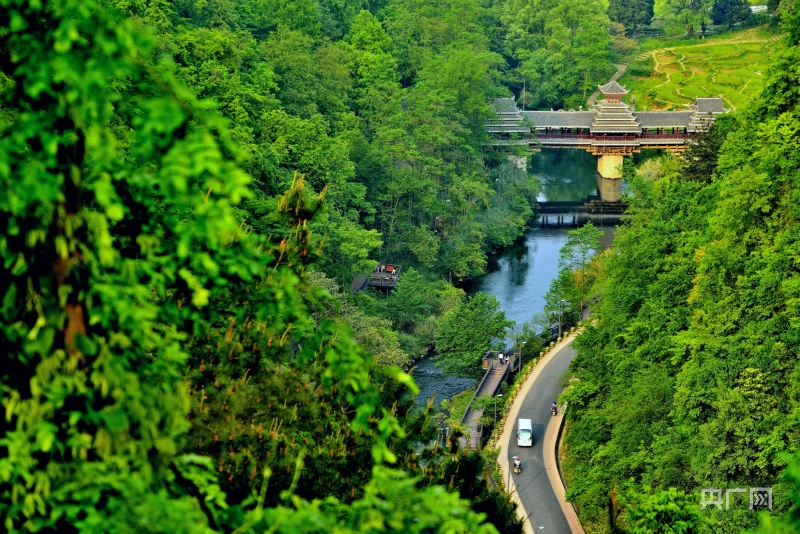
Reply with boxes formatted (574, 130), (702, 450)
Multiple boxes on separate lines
(598, 80), (628, 95)
(490, 97), (519, 114)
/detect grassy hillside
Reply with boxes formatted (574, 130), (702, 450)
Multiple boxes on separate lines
(618, 27), (780, 111)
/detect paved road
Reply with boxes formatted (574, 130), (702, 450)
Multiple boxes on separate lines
(507, 344), (577, 533)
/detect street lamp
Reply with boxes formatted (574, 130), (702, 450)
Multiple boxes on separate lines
(518, 341), (526, 372)
(558, 299), (566, 338)
(494, 394), (503, 427)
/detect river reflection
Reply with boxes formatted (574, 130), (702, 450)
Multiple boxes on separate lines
(467, 225), (614, 330)
(532, 149), (599, 202)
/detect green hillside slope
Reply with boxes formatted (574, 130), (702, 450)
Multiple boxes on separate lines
(618, 28), (780, 111)
(562, 7), (800, 532)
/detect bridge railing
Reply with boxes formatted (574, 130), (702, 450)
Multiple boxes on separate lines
(460, 358), (495, 426)
(531, 132), (688, 141)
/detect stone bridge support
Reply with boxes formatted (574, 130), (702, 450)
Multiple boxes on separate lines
(596, 153), (625, 202)
(590, 144), (638, 202)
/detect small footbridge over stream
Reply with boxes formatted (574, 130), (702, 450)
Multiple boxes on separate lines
(460, 348), (523, 449)
(537, 199), (627, 228)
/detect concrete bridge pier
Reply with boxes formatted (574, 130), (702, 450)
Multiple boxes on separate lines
(597, 153), (623, 202)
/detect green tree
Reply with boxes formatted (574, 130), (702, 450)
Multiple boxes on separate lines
(256, 465), (499, 533)
(434, 293), (514, 377)
(682, 113), (737, 183)
(557, 7), (800, 517)
(559, 222), (604, 310)
(0, 0), (251, 528)
(501, 0), (614, 108)
(0, 3), (503, 533)
(306, 271), (411, 367)
(185, 296), (421, 506)
(321, 213), (383, 286)
(711, 0), (751, 29)
(608, 0), (655, 34)
(345, 10), (403, 136)
(663, 0), (714, 36)
(759, 451), (800, 533)
(613, 484), (703, 533)
(382, 0), (501, 86)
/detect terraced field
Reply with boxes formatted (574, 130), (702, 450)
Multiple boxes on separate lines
(616, 28), (782, 111)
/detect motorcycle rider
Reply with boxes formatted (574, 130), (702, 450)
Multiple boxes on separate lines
(551, 401), (557, 415)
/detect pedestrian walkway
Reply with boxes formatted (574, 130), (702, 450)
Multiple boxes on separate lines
(460, 353), (515, 448)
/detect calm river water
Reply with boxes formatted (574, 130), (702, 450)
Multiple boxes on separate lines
(468, 150), (615, 329)
(412, 149), (616, 406)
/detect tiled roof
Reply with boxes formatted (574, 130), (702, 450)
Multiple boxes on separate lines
(598, 80), (628, 95)
(491, 97), (519, 114)
(521, 111), (594, 128)
(690, 97), (728, 114)
(637, 111), (693, 128)
(488, 92), (728, 135)
(592, 99), (640, 133)
(486, 125), (532, 133)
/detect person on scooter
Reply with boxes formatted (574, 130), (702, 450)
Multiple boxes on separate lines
(513, 456), (521, 474)
(551, 401), (557, 416)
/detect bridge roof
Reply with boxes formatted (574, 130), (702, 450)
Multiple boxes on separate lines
(690, 97), (728, 114)
(598, 80), (628, 95)
(521, 110), (594, 128)
(512, 109), (699, 130)
(491, 97), (520, 114)
(637, 111), (694, 128)
(488, 95), (728, 134)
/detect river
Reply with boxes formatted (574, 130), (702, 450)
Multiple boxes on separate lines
(412, 149), (616, 406)
(468, 149), (615, 329)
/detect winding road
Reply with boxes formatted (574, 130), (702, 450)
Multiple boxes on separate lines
(498, 335), (582, 534)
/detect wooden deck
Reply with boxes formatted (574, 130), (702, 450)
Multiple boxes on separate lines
(351, 264), (403, 292)
(367, 264), (401, 288)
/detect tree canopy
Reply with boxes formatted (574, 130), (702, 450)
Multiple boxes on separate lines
(6, 0), (800, 531)
(0, 0), (514, 531)
(560, 3), (800, 531)
(608, 0), (655, 34)
(434, 293), (514, 377)
(711, 0), (752, 30)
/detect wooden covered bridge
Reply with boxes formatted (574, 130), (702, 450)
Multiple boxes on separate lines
(487, 81), (728, 201)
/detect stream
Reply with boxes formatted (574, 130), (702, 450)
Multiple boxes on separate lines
(412, 149), (616, 407)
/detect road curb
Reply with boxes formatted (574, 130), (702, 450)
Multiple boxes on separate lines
(544, 412), (585, 533)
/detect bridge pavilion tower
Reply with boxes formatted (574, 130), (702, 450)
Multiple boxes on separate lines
(590, 81), (641, 202)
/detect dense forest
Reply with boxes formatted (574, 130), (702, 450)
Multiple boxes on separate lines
(561, 2), (800, 531)
(2, 0), (800, 532)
